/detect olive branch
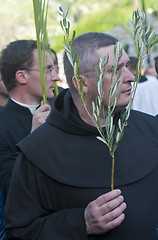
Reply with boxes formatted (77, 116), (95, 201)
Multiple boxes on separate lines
(128, 10), (158, 101)
(59, 6), (158, 190)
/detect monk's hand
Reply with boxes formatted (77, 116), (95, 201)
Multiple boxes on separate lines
(84, 189), (126, 235)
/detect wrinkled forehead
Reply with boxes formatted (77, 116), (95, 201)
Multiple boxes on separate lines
(95, 45), (129, 70)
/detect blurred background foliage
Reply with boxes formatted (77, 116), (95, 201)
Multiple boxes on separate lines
(0, 0), (158, 53)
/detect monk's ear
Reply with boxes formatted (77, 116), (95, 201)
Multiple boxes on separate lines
(72, 75), (88, 94)
(15, 70), (27, 84)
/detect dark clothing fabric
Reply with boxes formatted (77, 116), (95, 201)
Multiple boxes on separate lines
(0, 98), (32, 201)
(0, 188), (7, 240)
(5, 89), (158, 240)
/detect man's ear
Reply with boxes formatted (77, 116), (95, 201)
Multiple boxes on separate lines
(15, 70), (27, 84)
(72, 75), (88, 93)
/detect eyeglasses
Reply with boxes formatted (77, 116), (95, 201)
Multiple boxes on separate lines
(25, 65), (54, 74)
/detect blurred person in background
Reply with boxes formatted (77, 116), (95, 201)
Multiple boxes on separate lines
(154, 56), (158, 77)
(127, 56), (147, 82)
(128, 56), (158, 115)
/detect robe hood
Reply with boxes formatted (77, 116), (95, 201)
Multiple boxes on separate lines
(17, 89), (158, 188)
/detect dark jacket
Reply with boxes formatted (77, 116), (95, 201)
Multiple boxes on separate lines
(0, 98), (32, 201)
(5, 89), (158, 240)
(0, 188), (7, 240)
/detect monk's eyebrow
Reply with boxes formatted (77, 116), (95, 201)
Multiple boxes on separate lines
(117, 60), (130, 70)
(117, 63), (124, 70)
(125, 60), (131, 67)
(107, 60), (130, 72)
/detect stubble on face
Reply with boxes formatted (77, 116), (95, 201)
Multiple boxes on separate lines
(88, 45), (134, 115)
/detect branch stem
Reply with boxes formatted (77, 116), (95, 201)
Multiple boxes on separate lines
(111, 154), (115, 191)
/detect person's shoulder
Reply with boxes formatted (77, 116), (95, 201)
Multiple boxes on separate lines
(0, 100), (13, 116)
(0, 105), (10, 126)
(0, 105), (7, 114)
(16, 121), (55, 170)
(0, 100), (17, 121)
(130, 109), (157, 119)
(145, 75), (158, 85)
(129, 109), (158, 128)
(17, 121), (51, 148)
(0, 109), (14, 141)
(145, 75), (158, 81)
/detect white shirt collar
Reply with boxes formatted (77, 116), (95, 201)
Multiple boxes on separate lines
(11, 98), (39, 114)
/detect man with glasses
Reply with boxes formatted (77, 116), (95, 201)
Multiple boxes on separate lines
(0, 39), (59, 202)
(4, 33), (158, 240)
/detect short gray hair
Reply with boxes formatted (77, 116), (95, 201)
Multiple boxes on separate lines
(63, 32), (118, 93)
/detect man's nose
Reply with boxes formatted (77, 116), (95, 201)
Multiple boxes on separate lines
(126, 67), (135, 82)
(51, 69), (60, 81)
